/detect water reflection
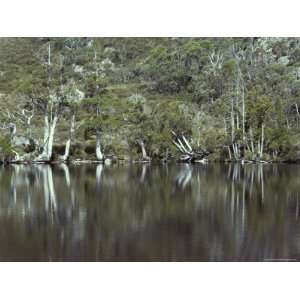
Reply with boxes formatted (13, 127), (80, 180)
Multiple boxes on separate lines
(0, 163), (299, 261)
(175, 164), (192, 189)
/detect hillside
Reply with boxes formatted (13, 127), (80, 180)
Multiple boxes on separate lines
(1, 37), (300, 162)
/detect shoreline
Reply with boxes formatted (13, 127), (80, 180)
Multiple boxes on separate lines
(1, 158), (299, 166)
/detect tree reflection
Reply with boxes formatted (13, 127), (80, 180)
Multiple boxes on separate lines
(140, 164), (148, 183)
(0, 163), (299, 261)
(175, 164), (192, 190)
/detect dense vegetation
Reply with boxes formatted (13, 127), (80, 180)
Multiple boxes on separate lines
(1, 37), (300, 163)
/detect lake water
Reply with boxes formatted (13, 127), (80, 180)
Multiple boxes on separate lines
(0, 163), (299, 261)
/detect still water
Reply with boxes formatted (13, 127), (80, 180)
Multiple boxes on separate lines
(0, 163), (299, 261)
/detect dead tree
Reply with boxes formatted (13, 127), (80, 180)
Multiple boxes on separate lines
(59, 113), (76, 161)
(208, 50), (224, 76)
(34, 43), (60, 162)
(95, 106), (104, 161)
(172, 131), (210, 163)
(14, 106), (35, 139)
(136, 139), (151, 162)
(247, 125), (268, 163)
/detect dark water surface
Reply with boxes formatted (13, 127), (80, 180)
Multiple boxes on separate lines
(0, 163), (299, 261)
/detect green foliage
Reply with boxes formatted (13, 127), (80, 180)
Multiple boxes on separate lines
(247, 92), (273, 127)
(0, 136), (14, 161)
(1, 37), (300, 161)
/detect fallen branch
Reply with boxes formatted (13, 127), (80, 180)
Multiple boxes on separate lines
(171, 131), (210, 163)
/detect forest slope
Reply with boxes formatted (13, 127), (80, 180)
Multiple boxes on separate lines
(0, 38), (300, 162)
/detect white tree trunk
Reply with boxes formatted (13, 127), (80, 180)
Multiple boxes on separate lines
(34, 43), (59, 162)
(227, 146), (232, 160)
(43, 114), (50, 145)
(35, 113), (58, 161)
(242, 85), (245, 142)
(61, 113), (75, 161)
(231, 98), (235, 143)
(250, 128), (255, 153)
(96, 128), (104, 160)
(47, 115), (58, 159)
(138, 140), (149, 160)
(233, 142), (240, 160)
(236, 114), (239, 130)
(95, 103), (104, 161)
(260, 123), (264, 157)
(141, 143), (147, 159)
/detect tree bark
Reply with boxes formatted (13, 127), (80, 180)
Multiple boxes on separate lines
(61, 113), (76, 161)
(260, 123), (264, 157)
(172, 132), (209, 163)
(231, 98), (235, 143)
(47, 115), (58, 159)
(227, 146), (232, 160)
(250, 127), (254, 153)
(241, 84), (245, 143)
(96, 128), (104, 161)
(137, 140), (150, 161)
(35, 113), (58, 162)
